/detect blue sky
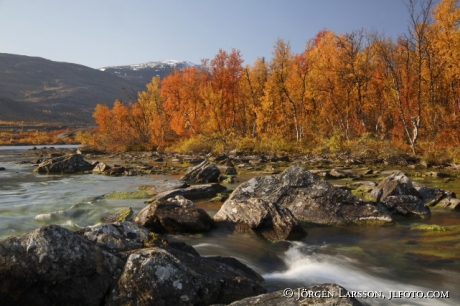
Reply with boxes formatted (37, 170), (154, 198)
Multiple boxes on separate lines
(1, 0), (416, 69)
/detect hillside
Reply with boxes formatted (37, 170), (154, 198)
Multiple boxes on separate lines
(0, 53), (147, 125)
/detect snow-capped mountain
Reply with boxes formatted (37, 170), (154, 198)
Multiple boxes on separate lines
(99, 60), (198, 81)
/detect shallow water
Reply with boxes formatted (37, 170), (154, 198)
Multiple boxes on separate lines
(0, 146), (459, 305)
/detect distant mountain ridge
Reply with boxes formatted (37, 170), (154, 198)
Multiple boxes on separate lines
(99, 60), (198, 81)
(0, 54), (196, 125)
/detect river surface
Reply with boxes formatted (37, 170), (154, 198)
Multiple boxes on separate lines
(0, 145), (459, 305)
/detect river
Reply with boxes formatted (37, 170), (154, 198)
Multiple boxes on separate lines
(0, 145), (459, 305)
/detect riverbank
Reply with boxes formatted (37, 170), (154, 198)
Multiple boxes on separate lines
(0, 146), (459, 305)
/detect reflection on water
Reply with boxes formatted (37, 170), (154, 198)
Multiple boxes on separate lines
(0, 146), (459, 305)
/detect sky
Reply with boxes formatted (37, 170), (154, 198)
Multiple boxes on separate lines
(0, 0), (418, 69)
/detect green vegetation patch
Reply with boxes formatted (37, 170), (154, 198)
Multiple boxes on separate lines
(410, 223), (447, 232)
(104, 190), (150, 200)
(101, 207), (134, 223)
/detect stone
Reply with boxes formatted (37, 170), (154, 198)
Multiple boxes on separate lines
(180, 160), (220, 183)
(0, 225), (124, 306)
(378, 195), (431, 218)
(414, 186), (454, 206)
(33, 154), (93, 174)
(92, 161), (111, 173)
(106, 244), (266, 305)
(329, 169), (361, 179)
(138, 179), (188, 194)
(435, 197), (460, 211)
(225, 167), (237, 175)
(77, 221), (150, 254)
(149, 183), (227, 202)
(213, 198), (307, 241)
(369, 172), (420, 202)
(227, 283), (363, 306)
(135, 195), (214, 233)
(225, 166), (392, 226)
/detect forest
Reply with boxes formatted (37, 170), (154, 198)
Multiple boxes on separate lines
(83, 0), (460, 164)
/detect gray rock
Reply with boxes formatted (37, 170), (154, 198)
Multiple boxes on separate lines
(150, 183), (227, 202)
(227, 283), (363, 305)
(379, 195), (431, 218)
(135, 195), (214, 233)
(329, 169), (361, 179)
(213, 198), (307, 241)
(106, 244), (266, 306)
(226, 166), (392, 226)
(369, 172), (420, 202)
(435, 197), (460, 211)
(414, 186), (454, 206)
(92, 161), (111, 173)
(225, 167), (238, 175)
(0, 225), (124, 306)
(77, 221), (151, 253)
(34, 154), (93, 174)
(139, 179), (188, 194)
(180, 160), (221, 183)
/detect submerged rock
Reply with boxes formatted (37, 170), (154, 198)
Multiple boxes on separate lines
(106, 243), (266, 306)
(223, 166), (392, 226)
(213, 198), (307, 241)
(135, 195), (214, 233)
(33, 154), (93, 174)
(180, 160), (220, 183)
(138, 179), (188, 195)
(0, 225), (124, 306)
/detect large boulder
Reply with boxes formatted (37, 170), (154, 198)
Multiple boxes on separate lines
(369, 172), (420, 202)
(77, 221), (151, 254)
(213, 198), (307, 241)
(34, 154), (93, 174)
(180, 160), (221, 183)
(227, 283), (363, 306)
(135, 195), (214, 233)
(224, 166), (392, 226)
(0, 225), (125, 306)
(149, 183), (227, 202)
(379, 195), (431, 218)
(106, 243), (266, 305)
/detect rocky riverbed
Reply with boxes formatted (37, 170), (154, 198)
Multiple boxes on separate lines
(0, 146), (459, 305)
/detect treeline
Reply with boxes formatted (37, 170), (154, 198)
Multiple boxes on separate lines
(85, 0), (460, 159)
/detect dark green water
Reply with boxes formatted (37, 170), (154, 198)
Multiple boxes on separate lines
(0, 146), (459, 305)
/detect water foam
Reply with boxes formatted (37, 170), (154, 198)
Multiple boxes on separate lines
(263, 242), (455, 306)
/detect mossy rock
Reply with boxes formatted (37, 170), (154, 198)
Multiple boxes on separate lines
(101, 207), (134, 223)
(210, 193), (229, 202)
(104, 190), (150, 200)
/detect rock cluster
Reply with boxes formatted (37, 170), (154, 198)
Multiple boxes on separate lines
(0, 223), (266, 306)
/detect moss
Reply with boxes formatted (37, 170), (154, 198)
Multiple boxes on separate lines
(101, 207), (134, 223)
(411, 223), (447, 232)
(104, 190), (150, 200)
(351, 185), (375, 202)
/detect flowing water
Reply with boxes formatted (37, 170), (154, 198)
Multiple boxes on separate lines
(0, 145), (459, 305)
